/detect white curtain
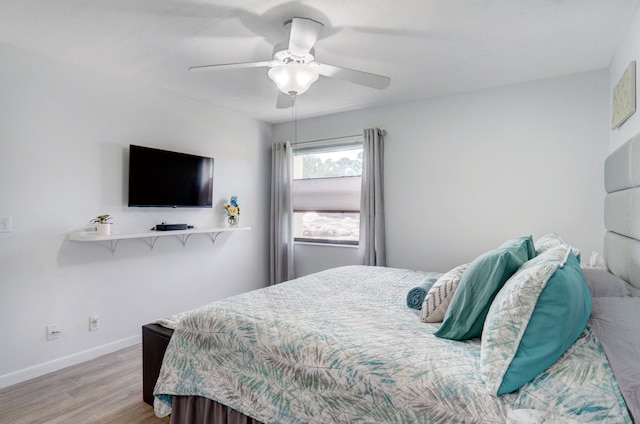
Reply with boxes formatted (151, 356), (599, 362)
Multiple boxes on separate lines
(358, 128), (386, 266)
(270, 141), (295, 285)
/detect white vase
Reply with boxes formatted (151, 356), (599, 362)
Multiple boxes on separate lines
(96, 223), (111, 236)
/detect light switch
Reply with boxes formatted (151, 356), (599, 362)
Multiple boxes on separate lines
(0, 216), (11, 233)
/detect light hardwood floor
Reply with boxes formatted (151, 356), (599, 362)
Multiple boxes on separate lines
(0, 344), (170, 424)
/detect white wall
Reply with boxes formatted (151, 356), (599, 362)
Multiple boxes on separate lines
(274, 71), (610, 275)
(293, 243), (358, 277)
(0, 43), (271, 387)
(610, 6), (640, 151)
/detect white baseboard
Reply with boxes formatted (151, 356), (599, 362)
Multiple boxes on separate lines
(0, 335), (141, 389)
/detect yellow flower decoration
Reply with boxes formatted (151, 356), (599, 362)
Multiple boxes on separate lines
(225, 205), (239, 216)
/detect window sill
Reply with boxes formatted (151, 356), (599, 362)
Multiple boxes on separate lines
(294, 240), (358, 248)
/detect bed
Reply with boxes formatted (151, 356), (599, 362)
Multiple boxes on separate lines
(153, 132), (640, 424)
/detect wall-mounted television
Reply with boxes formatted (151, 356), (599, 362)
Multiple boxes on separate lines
(128, 145), (214, 208)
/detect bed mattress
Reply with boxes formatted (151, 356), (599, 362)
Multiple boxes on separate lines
(154, 265), (630, 423)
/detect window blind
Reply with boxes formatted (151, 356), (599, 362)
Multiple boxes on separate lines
(292, 176), (361, 212)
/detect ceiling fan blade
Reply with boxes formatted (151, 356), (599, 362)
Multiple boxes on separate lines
(317, 63), (390, 90)
(188, 60), (273, 72)
(288, 17), (324, 57)
(276, 92), (295, 109)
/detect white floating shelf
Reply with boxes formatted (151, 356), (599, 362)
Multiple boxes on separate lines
(69, 226), (250, 253)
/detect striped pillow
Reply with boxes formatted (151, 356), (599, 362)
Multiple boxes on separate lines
(421, 264), (469, 323)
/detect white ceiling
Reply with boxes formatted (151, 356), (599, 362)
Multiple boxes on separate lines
(1, 0), (639, 123)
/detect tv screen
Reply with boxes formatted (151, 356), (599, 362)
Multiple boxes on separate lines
(128, 145), (214, 208)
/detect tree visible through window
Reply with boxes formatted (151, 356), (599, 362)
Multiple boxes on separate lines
(293, 141), (362, 244)
(302, 152), (362, 178)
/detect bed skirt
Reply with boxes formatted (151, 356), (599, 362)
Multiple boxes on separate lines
(169, 396), (263, 424)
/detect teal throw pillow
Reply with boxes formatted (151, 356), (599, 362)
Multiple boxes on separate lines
(481, 249), (591, 395)
(435, 236), (535, 340)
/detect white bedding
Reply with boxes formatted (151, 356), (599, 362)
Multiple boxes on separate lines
(154, 265), (631, 423)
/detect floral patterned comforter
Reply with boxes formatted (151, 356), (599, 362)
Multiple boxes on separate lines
(154, 265), (630, 423)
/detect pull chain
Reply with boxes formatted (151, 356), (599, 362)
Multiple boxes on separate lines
(293, 96), (298, 147)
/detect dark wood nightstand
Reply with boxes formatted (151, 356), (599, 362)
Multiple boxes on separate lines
(142, 324), (174, 406)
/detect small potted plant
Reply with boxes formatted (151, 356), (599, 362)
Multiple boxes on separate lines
(223, 196), (240, 226)
(92, 214), (112, 236)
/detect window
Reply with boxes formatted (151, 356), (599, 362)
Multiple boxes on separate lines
(292, 137), (362, 245)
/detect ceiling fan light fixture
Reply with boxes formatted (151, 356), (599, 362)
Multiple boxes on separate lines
(268, 64), (319, 95)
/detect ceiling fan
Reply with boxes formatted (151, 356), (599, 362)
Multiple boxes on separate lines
(189, 17), (391, 109)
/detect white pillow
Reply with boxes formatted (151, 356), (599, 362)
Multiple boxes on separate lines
(421, 264), (468, 323)
(534, 232), (580, 259)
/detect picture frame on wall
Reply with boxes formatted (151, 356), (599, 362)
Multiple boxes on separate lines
(612, 61), (636, 129)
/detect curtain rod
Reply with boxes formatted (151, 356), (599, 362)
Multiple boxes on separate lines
(293, 129), (386, 146)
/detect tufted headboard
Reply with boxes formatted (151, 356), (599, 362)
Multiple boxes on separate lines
(604, 132), (640, 289)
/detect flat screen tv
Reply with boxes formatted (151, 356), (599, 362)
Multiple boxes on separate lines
(128, 144), (214, 208)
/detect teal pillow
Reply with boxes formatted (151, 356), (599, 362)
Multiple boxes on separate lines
(481, 249), (591, 395)
(435, 236), (535, 340)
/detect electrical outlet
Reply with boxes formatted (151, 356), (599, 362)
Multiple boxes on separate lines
(0, 216), (11, 233)
(47, 324), (59, 341)
(89, 316), (100, 331)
